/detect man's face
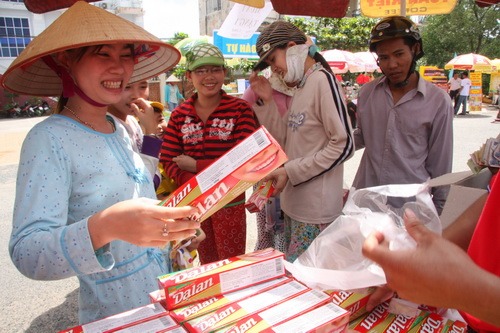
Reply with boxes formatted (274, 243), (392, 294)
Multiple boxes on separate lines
(375, 38), (416, 86)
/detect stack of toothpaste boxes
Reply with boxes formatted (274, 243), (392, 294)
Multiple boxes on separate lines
(58, 247), (467, 333)
(58, 248), (351, 333)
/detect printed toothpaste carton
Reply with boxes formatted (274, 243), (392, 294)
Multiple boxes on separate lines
(183, 279), (310, 333)
(329, 287), (376, 321)
(159, 126), (287, 222)
(170, 276), (292, 323)
(259, 301), (350, 333)
(245, 180), (276, 213)
(349, 301), (422, 333)
(216, 289), (332, 333)
(105, 313), (178, 333)
(58, 303), (168, 333)
(408, 312), (467, 333)
(349, 302), (391, 333)
(157, 248), (285, 309)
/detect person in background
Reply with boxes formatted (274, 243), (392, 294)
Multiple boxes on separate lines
(363, 171), (500, 330)
(250, 21), (354, 262)
(447, 71), (462, 109)
(455, 71), (472, 115)
(353, 16), (453, 215)
(4, 2), (200, 324)
(242, 71), (295, 252)
(164, 74), (184, 111)
(160, 43), (258, 264)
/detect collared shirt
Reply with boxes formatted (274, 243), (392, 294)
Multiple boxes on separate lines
(353, 75), (454, 213)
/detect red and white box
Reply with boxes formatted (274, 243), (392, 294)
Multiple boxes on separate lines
(170, 276), (292, 323)
(218, 289), (332, 333)
(184, 279), (310, 333)
(157, 248), (285, 310)
(106, 314), (179, 333)
(329, 287), (376, 321)
(245, 180), (276, 213)
(58, 303), (169, 333)
(159, 126), (287, 222)
(259, 301), (350, 333)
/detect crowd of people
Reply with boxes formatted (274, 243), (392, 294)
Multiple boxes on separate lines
(3, 1), (498, 331)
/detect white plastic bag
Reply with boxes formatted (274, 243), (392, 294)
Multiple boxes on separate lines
(284, 182), (441, 291)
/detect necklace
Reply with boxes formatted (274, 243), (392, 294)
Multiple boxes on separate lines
(64, 105), (114, 132)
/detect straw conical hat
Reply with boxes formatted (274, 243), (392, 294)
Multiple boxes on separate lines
(1, 1), (181, 97)
(166, 74), (181, 83)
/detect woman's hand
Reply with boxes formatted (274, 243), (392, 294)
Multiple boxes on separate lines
(249, 72), (273, 104)
(263, 167), (288, 196)
(173, 154), (197, 173)
(88, 198), (200, 249)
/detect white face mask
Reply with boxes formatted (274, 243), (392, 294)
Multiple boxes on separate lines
(283, 44), (309, 84)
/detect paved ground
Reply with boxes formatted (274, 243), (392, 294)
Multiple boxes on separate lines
(0, 106), (498, 332)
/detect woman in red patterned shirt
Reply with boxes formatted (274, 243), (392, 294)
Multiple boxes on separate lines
(160, 44), (259, 264)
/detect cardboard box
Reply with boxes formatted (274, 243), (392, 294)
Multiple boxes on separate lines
(183, 279), (310, 333)
(170, 276), (292, 323)
(157, 248), (285, 310)
(429, 169), (491, 229)
(259, 302), (350, 333)
(159, 126), (287, 222)
(58, 303), (168, 333)
(216, 289), (332, 333)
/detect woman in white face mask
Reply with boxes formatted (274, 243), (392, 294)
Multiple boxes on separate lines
(249, 21), (355, 262)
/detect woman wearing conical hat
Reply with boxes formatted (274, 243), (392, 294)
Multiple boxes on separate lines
(3, 2), (200, 324)
(165, 74), (184, 111)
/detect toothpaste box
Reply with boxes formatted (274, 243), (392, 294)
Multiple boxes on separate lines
(216, 289), (332, 333)
(159, 126), (287, 222)
(349, 301), (422, 333)
(58, 303), (169, 333)
(157, 248), (285, 310)
(245, 180), (276, 213)
(170, 276), (292, 323)
(329, 287), (376, 321)
(408, 312), (467, 333)
(184, 279), (310, 333)
(106, 313), (178, 333)
(259, 301), (350, 333)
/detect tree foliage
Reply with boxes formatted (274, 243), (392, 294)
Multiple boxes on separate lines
(420, 0), (499, 68)
(286, 16), (378, 52)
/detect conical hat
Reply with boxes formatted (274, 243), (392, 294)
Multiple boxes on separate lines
(1, 1), (181, 97)
(166, 74), (181, 82)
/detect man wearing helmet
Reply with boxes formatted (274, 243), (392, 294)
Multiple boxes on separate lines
(352, 16), (454, 214)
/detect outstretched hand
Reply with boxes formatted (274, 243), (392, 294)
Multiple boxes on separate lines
(362, 209), (481, 311)
(89, 198), (200, 249)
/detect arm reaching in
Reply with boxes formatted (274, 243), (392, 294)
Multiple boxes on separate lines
(362, 209), (500, 327)
(89, 199), (201, 250)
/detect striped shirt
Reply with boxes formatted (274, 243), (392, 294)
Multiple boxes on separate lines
(160, 91), (258, 187)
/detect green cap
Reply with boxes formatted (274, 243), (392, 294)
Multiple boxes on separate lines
(185, 43), (225, 71)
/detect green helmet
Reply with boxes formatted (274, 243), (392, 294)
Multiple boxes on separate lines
(369, 16), (424, 60)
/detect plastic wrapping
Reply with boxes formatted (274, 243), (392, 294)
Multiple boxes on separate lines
(285, 182), (441, 291)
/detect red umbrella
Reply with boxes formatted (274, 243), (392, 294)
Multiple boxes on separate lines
(444, 53), (493, 72)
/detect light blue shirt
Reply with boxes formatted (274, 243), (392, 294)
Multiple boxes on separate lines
(9, 115), (169, 324)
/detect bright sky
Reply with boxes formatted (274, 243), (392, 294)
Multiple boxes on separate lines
(143, 0), (200, 39)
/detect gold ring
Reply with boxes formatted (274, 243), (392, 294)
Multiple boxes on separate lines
(162, 223), (169, 237)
